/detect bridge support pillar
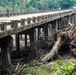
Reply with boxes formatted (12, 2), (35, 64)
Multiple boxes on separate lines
(55, 20), (59, 30)
(38, 28), (41, 40)
(34, 28), (37, 41)
(59, 18), (65, 29)
(58, 19), (62, 30)
(29, 28), (36, 56)
(74, 14), (76, 25)
(70, 15), (74, 25)
(75, 14), (76, 25)
(44, 24), (48, 41)
(70, 14), (74, 26)
(48, 24), (53, 40)
(68, 16), (71, 23)
(25, 34), (27, 48)
(0, 36), (13, 75)
(60, 17), (65, 28)
(72, 14), (75, 25)
(15, 34), (20, 56)
(70, 15), (73, 25)
(52, 21), (56, 29)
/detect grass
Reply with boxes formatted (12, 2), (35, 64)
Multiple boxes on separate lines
(22, 66), (49, 75)
(21, 59), (76, 75)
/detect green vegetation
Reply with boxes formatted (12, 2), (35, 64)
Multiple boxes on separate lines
(22, 67), (48, 75)
(0, 0), (76, 13)
(59, 0), (76, 9)
(51, 60), (76, 75)
(22, 60), (76, 75)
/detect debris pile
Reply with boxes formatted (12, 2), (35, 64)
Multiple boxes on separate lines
(41, 25), (76, 62)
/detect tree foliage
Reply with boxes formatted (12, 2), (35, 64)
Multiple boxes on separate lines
(0, 0), (76, 13)
(59, 0), (75, 9)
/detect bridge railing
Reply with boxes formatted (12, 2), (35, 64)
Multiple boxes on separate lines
(0, 9), (74, 17)
(0, 10), (53, 17)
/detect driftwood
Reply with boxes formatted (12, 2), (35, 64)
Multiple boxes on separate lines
(41, 31), (68, 62)
(13, 62), (26, 75)
(41, 25), (76, 62)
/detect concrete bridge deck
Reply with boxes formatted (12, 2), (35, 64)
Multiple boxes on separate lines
(0, 9), (75, 39)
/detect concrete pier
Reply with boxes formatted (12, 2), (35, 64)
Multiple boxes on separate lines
(44, 24), (48, 41)
(0, 36), (13, 75)
(25, 34), (27, 48)
(38, 28), (41, 40)
(15, 34), (20, 56)
(29, 28), (37, 56)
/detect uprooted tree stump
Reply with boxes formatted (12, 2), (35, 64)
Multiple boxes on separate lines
(41, 25), (76, 62)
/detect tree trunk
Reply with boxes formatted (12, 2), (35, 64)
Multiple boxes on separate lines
(41, 37), (62, 62)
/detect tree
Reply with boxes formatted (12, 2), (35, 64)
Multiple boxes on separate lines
(59, 0), (75, 9)
(0, 0), (76, 13)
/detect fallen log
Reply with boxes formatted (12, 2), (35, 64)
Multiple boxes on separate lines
(41, 31), (68, 62)
(41, 37), (62, 61)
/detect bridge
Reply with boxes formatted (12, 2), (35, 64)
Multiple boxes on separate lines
(0, 9), (76, 75)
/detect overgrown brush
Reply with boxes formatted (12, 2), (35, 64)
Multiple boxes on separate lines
(22, 66), (48, 75)
(51, 60), (76, 75)
(21, 60), (76, 75)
